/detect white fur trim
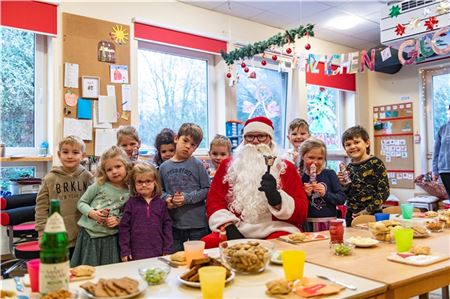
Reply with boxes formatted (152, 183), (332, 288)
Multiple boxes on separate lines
(239, 220), (299, 239)
(243, 122), (274, 138)
(268, 190), (295, 220)
(209, 209), (240, 232)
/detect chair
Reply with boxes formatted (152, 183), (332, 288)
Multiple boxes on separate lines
(382, 206), (420, 214)
(351, 215), (375, 227)
(0, 193), (40, 278)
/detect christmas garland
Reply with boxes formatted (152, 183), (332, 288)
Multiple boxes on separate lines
(221, 24), (315, 65)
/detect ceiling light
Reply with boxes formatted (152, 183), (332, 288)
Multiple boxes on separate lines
(327, 15), (363, 30)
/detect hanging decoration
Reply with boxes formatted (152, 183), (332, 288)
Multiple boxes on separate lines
(272, 54), (278, 61)
(436, 1), (450, 14)
(305, 43), (311, 50)
(423, 7), (431, 16)
(424, 16), (439, 31)
(389, 5), (401, 18)
(261, 60), (267, 66)
(221, 24), (314, 65)
(409, 18), (420, 30)
(110, 25), (128, 45)
(395, 23), (406, 36)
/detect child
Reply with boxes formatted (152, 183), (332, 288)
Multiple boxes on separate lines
(119, 162), (172, 261)
(286, 118), (311, 169)
(71, 146), (132, 266)
(159, 123), (210, 252)
(299, 137), (346, 232)
(338, 126), (390, 227)
(208, 134), (231, 177)
(35, 136), (94, 254)
(153, 128), (176, 168)
(117, 125), (141, 161)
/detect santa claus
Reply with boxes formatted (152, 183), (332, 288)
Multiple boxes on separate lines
(202, 116), (308, 248)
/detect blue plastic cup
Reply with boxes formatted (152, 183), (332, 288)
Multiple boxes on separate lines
(375, 213), (390, 222)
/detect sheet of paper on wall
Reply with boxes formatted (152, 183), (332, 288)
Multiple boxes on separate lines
(110, 65), (129, 83)
(95, 128), (118, 156)
(98, 95), (117, 123)
(77, 98), (92, 119)
(107, 85), (116, 97)
(121, 111), (130, 120)
(93, 101), (112, 129)
(64, 63), (79, 88)
(63, 117), (92, 140)
(121, 84), (131, 111)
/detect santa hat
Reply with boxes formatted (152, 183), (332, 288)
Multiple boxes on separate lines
(243, 116), (274, 139)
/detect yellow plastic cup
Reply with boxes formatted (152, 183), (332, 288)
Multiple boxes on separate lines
(281, 250), (306, 281)
(183, 240), (205, 267)
(199, 266), (226, 299)
(394, 228), (414, 252)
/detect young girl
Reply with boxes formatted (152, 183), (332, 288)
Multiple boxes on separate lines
(117, 126), (141, 161)
(119, 163), (173, 261)
(153, 128), (176, 168)
(286, 118), (311, 170)
(338, 126), (390, 227)
(71, 146), (132, 267)
(208, 134), (232, 177)
(299, 137), (346, 232)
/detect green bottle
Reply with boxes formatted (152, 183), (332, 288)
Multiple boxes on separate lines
(39, 199), (69, 294)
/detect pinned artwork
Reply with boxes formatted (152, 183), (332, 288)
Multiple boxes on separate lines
(82, 76), (100, 98)
(98, 41), (116, 63)
(64, 91), (78, 107)
(110, 65), (129, 84)
(110, 25), (128, 45)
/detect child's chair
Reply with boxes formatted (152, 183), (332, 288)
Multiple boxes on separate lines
(0, 193), (40, 278)
(351, 215), (375, 227)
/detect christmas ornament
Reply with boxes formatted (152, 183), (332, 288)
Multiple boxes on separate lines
(286, 47), (292, 54)
(424, 16), (439, 31)
(409, 17), (420, 30)
(244, 67), (249, 73)
(395, 23), (406, 36)
(261, 60), (267, 66)
(110, 25), (128, 45)
(221, 24), (314, 65)
(248, 71), (256, 79)
(436, 1), (450, 14)
(305, 43), (311, 50)
(389, 5), (401, 18)
(272, 55), (278, 61)
(241, 62), (246, 68)
(423, 7), (431, 16)
(226, 72), (232, 78)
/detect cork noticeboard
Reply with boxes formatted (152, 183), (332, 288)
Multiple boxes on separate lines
(62, 13), (131, 156)
(373, 102), (414, 189)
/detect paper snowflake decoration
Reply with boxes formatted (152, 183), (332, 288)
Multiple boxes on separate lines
(389, 5), (401, 18)
(424, 16), (439, 30)
(436, 1), (450, 14)
(423, 7), (431, 16)
(409, 17), (420, 29)
(110, 25), (128, 45)
(395, 23), (406, 36)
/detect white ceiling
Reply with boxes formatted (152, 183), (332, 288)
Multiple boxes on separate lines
(180, 0), (393, 50)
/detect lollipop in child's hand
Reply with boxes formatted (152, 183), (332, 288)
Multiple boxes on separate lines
(339, 162), (351, 184)
(309, 163), (317, 184)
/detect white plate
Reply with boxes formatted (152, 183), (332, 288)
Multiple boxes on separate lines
(177, 271), (235, 288)
(270, 251), (282, 265)
(347, 237), (379, 247)
(79, 280), (147, 299)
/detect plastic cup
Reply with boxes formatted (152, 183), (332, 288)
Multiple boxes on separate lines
(401, 203), (414, 219)
(183, 240), (205, 267)
(394, 228), (414, 252)
(375, 213), (390, 222)
(26, 258), (40, 292)
(281, 250), (306, 281)
(199, 266), (226, 299)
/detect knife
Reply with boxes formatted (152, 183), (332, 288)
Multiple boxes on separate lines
(276, 237), (298, 245)
(157, 257), (179, 268)
(13, 276), (24, 292)
(316, 275), (357, 290)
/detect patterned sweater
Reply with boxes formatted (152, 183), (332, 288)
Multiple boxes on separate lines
(344, 156), (390, 214)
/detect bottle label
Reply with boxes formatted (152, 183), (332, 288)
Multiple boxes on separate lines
(39, 261), (69, 293)
(44, 213), (67, 233)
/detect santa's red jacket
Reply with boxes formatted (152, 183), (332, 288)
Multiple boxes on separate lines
(206, 157), (309, 238)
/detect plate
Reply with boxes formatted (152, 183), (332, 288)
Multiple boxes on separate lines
(79, 280), (147, 299)
(270, 251), (282, 265)
(177, 271), (235, 288)
(346, 236), (379, 247)
(279, 232), (328, 244)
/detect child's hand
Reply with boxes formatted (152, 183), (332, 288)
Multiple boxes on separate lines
(121, 255), (132, 262)
(166, 196), (175, 209)
(314, 182), (327, 197)
(105, 216), (119, 228)
(337, 171), (347, 185)
(292, 151), (300, 163)
(303, 183), (313, 196)
(89, 209), (107, 224)
(173, 192), (185, 207)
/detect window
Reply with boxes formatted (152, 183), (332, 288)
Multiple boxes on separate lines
(0, 166), (36, 194)
(138, 42), (215, 152)
(0, 27), (47, 155)
(236, 65), (289, 147)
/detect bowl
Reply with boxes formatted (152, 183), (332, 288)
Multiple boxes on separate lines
(219, 239), (274, 274)
(138, 263), (170, 285)
(331, 242), (355, 256)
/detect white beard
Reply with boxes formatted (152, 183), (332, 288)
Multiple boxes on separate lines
(224, 143), (286, 224)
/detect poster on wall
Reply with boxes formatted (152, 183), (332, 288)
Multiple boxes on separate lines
(110, 65), (129, 83)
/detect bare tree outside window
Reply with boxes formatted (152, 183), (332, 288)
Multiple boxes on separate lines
(432, 73), (450, 138)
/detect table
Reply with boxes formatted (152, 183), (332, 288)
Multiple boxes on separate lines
(274, 228), (450, 299)
(1, 247), (387, 299)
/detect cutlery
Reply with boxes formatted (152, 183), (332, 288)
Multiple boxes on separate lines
(276, 237), (298, 245)
(157, 257), (178, 268)
(316, 275), (357, 290)
(13, 276), (24, 292)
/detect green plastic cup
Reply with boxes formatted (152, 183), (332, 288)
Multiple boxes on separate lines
(400, 203), (414, 219)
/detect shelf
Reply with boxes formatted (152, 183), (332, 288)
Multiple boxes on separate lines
(0, 156), (52, 163)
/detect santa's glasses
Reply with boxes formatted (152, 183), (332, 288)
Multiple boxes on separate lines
(244, 134), (269, 142)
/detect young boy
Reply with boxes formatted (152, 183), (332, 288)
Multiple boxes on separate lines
(338, 126), (390, 226)
(208, 134), (232, 178)
(286, 118), (311, 169)
(159, 123), (211, 252)
(117, 125), (141, 161)
(35, 135), (94, 253)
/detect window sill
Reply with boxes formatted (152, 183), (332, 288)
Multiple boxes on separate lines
(0, 156), (52, 163)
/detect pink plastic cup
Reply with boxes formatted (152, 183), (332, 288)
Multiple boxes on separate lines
(26, 258), (40, 292)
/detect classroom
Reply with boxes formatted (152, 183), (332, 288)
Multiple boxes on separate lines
(1, 0), (449, 298)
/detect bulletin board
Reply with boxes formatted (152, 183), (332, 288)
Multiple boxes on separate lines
(373, 102), (414, 189)
(62, 13), (131, 156)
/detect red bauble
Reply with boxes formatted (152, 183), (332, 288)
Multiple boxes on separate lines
(261, 60), (267, 66)
(272, 55), (278, 61)
(244, 67), (249, 73)
(226, 72), (232, 78)
(241, 62), (246, 68)
(286, 48), (292, 54)
(305, 43), (311, 50)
